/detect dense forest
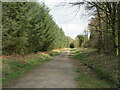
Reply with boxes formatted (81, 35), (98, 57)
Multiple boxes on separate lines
(2, 2), (69, 55)
(2, 2), (120, 56)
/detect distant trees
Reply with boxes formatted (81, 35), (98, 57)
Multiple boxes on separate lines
(66, 35), (88, 48)
(73, 34), (88, 48)
(2, 2), (69, 55)
(70, 43), (74, 48)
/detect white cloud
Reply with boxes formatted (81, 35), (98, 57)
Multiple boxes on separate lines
(38, 0), (69, 5)
(41, 0), (80, 5)
(62, 24), (86, 39)
(38, 0), (93, 39)
(43, 0), (65, 5)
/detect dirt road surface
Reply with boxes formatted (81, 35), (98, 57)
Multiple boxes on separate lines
(4, 51), (79, 88)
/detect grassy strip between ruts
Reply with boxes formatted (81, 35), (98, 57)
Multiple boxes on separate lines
(71, 48), (119, 88)
(2, 50), (62, 86)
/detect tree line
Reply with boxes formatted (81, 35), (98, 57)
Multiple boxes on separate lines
(2, 2), (69, 55)
(88, 1), (120, 56)
(70, 1), (120, 56)
(69, 34), (88, 48)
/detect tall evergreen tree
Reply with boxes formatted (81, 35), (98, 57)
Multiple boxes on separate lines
(2, 2), (69, 55)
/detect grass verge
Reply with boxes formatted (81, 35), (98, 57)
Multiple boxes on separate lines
(2, 50), (61, 86)
(71, 48), (119, 88)
(75, 68), (112, 88)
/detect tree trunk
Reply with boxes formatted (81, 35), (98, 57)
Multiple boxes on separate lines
(110, 3), (117, 55)
(96, 7), (102, 54)
(118, 2), (120, 58)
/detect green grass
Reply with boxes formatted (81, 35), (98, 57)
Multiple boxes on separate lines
(2, 51), (61, 85)
(71, 48), (119, 88)
(48, 51), (61, 56)
(75, 69), (112, 88)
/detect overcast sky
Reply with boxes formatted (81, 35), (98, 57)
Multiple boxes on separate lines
(38, 0), (93, 39)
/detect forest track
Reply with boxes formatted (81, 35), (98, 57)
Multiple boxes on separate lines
(3, 50), (79, 88)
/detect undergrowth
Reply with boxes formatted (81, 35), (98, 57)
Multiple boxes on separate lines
(72, 48), (119, 88)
